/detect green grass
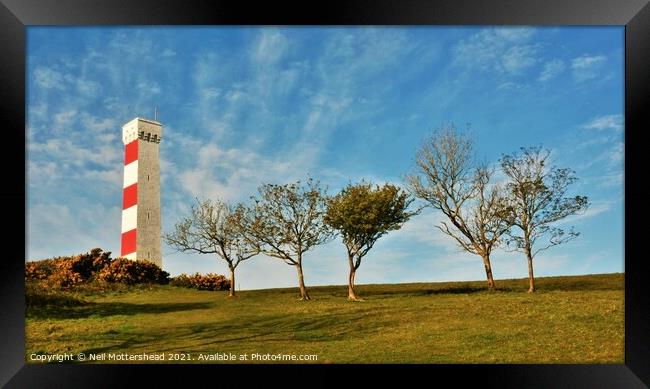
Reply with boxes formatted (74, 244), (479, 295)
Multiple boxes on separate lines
(25, 273), (624, 364)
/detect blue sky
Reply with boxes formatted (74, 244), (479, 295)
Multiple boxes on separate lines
(26, 26), (624, 290)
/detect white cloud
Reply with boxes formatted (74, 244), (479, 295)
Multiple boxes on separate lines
(29, 138), (121, 171)
(559, 200), (613, 225)
(137, 81), (162, 95)
(84, 167), (123, 187)
(33, 67), (69, 90)
(571, 54), (606, 82)
(582, 114), (624, 132)
(27, 202), (122, 261)
(608, 142), (624, 165)
(161, 48), (176, 57)
(253, 29), (288, 64)
(493, 28), (536, 42)
(453, 27), (538, 75)
(174, 139), (321, 203)
(501, 45), (538, 74)
(599, 171), (624, 188)
(497, 81), (525, 90)
(29, 101), (48, 121)
(538, 59), (565, 82)
(571, 114), (624, 191)
(53, 110), (77, 128)
(572, 54), (606, 69)
(201, 87), (221, 99)
(108, 31), (155, 57)
(27, 160), (62, 184)
(224, 89), (247, 102)
(320, 29), (419, 81)
(384, 209), (460, 252)
(76, 78), (102, 97)
(81, 113), (117, 133)
(574, 149), (624, 189)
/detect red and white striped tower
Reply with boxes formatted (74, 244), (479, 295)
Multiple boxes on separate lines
(120, 117), (163, 267)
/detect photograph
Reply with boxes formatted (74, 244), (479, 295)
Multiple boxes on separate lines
(25, 25), (624, 365)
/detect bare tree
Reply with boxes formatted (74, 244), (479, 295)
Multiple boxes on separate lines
(163, 198), (260, 297)
(500, 146), (589, 293)
(241, 178), (332, 300)
(406, 126), (513, 290)
(325, 182), (414, 301)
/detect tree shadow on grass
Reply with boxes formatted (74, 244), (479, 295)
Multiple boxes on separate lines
(27, 301), (213, 320)
(178, 309), (387, 350)
(64, 310), (381, 359)
(357, 284), (489, 298)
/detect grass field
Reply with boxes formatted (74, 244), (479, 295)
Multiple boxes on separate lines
(25, 273), (624, 364)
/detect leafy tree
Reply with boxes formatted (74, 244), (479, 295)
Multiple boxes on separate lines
(325, 182), (414, 300)
(163, 198), (260, 297)
(241, 178), (332, 300)
(406, 126), (514, 290)
(500, 146), (589, 292)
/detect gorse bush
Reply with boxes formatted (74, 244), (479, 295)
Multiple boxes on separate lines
(170, 273), (230, 291)
(25, 248), (169, 289)
(169, 273), (193, 288)
(97, 258), (169, 285)
(25, 248), (113, 283)
(25, 259), (56, 281)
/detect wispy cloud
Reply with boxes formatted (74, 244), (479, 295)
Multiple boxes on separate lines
(27, 202), (121, 261)
(172, 136), (323, 203)
(161, 48), (176, 57)
(572, 54), (607, 69)
(538, 59), (565, 82)
(453, 27), (538, 76)
(572, 114), (624, 186)
(75, 78), (102, 98)
(501, 45), (538, 74)
(384, 209), (461, 252)
(33, 66), (71, 90)
(608, 142), (624, 165)
(253, 29), (289, 64)
(53, 109), (77, 129)
(80, 113), (116, 132)
(559, 200), (613, 225)
(582, 114), (624, 132)
(571, 54), (607, 82)
(29, 138), (120, 170)
(26, 26), (625, 286)
(137, 81), (162, 95)
(598, 171), (624, 188)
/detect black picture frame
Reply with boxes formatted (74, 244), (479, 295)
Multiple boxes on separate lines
(2, 0), (648, 387)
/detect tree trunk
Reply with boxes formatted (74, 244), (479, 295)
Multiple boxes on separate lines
(526, 246), (535, 293)
(229, 267), (236, 297)
(482, 255), (496, 290)
(347, 253), (359, 301)
(296, 262), (310, 300)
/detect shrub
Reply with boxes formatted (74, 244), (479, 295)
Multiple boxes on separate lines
(170, 273), (230, 291)
(71, 248), (113, 279)
(25, 259), (57, 281)
(96, 258), (170, 285)
(25, 248), (113, 288)
(169, 273), (192, 288)
(25, 248), (169, 289)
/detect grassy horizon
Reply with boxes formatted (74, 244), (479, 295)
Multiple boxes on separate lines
(26, 272), (624, 364)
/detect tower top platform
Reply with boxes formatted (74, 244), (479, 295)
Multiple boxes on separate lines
(123, 117), (162, 127)
(122, 117), (163, 145)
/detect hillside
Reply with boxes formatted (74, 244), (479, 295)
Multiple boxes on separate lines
(26, 273), (624, 364)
